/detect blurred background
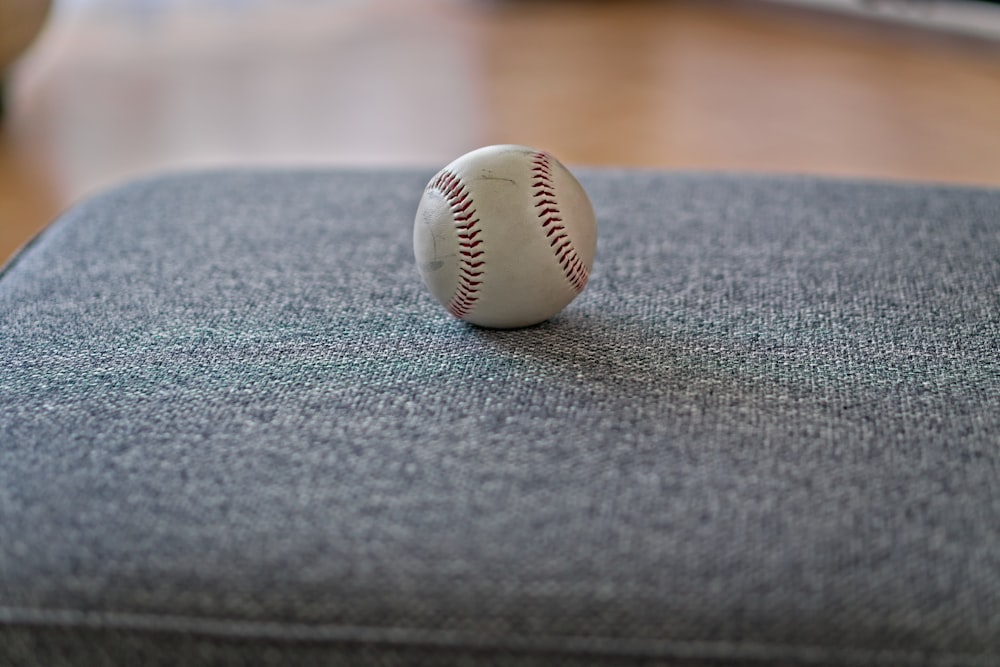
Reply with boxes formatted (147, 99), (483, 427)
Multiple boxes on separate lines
(2, 0), (999, 263)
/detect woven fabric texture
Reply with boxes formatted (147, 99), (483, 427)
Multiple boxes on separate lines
(0, 169), (998, 667)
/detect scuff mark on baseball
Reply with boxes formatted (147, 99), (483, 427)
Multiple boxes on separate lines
(413, 145), (597, 329)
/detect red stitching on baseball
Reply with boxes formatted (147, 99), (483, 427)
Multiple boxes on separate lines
(428, 169), (484, 319)
(531, 152), (589, 293)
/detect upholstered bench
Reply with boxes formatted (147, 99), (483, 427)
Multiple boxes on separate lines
(1, 169), (997, 666)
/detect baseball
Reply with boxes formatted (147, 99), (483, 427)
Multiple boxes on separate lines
(413, 145), (597, 329)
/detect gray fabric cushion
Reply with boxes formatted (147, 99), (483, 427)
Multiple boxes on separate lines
(1, 169), (998, 667)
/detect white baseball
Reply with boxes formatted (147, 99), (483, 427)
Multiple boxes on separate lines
(413, 145), (597, 329)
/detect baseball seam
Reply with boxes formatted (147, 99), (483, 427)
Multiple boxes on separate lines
(428, 169), (484, 319)
(531, 152), (589, 293)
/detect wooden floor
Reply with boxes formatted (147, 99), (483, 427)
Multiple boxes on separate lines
(2, 0), (1000, 263)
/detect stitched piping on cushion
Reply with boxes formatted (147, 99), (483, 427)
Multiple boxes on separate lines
(0, 213), (64, 281)
(0, 606), (995, 667)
